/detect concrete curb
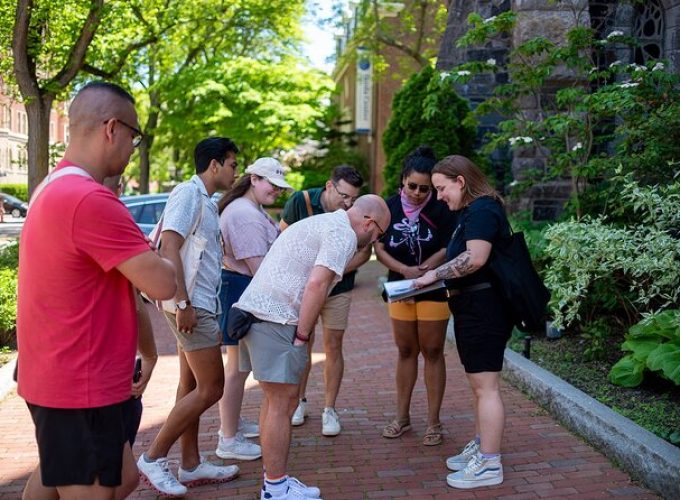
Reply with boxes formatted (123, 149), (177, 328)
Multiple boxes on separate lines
(503, 348), (680, 499)
(0, 354), (17, 402)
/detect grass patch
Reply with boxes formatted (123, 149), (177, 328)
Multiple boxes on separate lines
(508, 330), (680, 447)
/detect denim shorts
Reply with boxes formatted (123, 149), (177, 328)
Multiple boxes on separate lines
(218, 269), (252, 345)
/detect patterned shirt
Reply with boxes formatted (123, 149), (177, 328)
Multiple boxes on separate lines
(235, 210), (357, 324)
(163, 175), (222, 314)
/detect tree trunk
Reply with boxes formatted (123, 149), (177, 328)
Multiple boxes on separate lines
(138, 86), (160, 193)
(25, 96), (54, 197)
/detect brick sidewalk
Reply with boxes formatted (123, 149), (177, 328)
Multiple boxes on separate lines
(0, 261), (657, 499)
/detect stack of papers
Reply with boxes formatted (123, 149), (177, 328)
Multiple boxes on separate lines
(383, 279), (446, 303)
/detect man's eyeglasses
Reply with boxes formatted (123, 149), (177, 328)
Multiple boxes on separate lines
(405, 182), (431, 194)
(104, 118), (143, 148)
(333, 182), (358, 203)
(364, 215), (385, 237)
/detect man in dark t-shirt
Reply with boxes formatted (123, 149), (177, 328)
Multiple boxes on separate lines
(279, 165), (370, 436)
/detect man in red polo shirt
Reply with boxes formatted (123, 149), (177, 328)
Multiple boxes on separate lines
(17, 81), (176, 499)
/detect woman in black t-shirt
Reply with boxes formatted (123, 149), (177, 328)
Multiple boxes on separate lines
(374, 146), (454, 447)
(415, 155), (511, 490)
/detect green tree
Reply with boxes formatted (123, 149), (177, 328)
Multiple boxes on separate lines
(381, 65), (476, 195)
(0, 0), (170, 195)
(155, 55), (332, 178)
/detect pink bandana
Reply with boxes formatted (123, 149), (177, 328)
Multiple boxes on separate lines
(400, 188), (432, 223)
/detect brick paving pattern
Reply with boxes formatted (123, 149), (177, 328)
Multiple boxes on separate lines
(0, 261), (658, 499)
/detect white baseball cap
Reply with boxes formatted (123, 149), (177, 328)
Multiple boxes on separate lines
(245, 157), (292, 190)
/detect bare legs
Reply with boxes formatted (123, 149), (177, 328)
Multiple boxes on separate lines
(259, 381), (299, 476)
(390, 318), (448, 427)
(296, 326), (347, 409)
(218, 345), (250, 437)
(467, 371), (504, 454)
(321, 327), (345, 408)
(146, 345), (224, 469)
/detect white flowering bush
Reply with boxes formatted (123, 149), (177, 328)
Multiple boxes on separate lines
(544, 176), (680, 329)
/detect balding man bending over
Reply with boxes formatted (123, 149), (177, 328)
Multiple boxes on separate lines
(230, 195), (389, 499)
(17, 81), (176, 500)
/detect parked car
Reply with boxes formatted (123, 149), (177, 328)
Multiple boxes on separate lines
(120, 193), (169, 235)
(0, 192), (29, 218)
(120, 191), (224, 235)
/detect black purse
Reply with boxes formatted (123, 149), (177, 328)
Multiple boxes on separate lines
(226, 306), (261, 340)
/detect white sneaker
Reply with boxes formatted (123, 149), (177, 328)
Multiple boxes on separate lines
(178, 457), (239, 487)
(238, 416), (260, 438)
(288, 476), (321, 497)
(291, 399), (307, 426)
(216, 431), (262, 460)
(446, 452), (503, 489)
(321, 407), (341, 436)
(261, 476), (321, 499)
(446, 439), (480, 471)
(137, 454), (187, 497)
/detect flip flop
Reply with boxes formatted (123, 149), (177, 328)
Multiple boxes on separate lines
(382, 419), (411, 438)
(423, 423), (443, 446)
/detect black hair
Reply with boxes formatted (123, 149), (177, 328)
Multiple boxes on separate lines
(401, 145), (437, 181)
(79, 81), (135, 104)
(331, 164), (363, 188)
(194, 137), (239, 174)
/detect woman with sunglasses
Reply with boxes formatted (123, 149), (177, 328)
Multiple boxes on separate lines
(214, 157), (292, 462)
(374, 145), (456, 446)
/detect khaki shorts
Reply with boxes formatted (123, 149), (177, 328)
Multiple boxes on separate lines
(320, 291), (352, 330)
(388, 300), (450, 322)
(239, 322), (308, 384)
(164, 308), (221, 352)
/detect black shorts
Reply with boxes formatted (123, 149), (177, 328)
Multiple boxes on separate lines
(27, 401), (127, 487)
(121, 397), (143, 446)
(448, 286), (513, 373)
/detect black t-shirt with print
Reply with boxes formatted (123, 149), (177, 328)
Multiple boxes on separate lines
(445, 196), (510, 290)
(381, 194), (456, 301)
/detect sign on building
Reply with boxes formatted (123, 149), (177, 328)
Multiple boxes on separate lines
(355, 47), (372, 134)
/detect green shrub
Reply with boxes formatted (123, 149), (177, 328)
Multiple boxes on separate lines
(382, 65), (477, 196)
(0, 268), (17, 346)
(609, 309), (680, 388)
(0, 184), (28, 201)
(0, 242), (18, 347)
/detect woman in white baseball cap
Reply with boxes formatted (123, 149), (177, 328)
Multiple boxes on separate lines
(244, 157), (293, 190)
(213, 157), (292, 462)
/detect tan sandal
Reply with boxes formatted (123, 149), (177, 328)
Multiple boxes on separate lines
(423, 423), (443, 446)
(382, 419), (411, 438)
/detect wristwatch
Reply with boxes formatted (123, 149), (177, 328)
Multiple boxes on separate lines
(175, 299), (191, 311)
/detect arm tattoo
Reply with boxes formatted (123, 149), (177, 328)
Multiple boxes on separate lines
(434, 250), (474, 279)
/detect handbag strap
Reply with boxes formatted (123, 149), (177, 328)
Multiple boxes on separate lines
(28, 166), (93, 213)
(302, 190), (313, 218)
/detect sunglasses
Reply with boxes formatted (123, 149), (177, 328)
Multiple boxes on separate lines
(405, 182), (431, 194)
(363, 215), (385, 237)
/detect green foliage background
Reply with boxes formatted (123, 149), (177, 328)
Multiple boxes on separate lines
(381, 66), (477, 196)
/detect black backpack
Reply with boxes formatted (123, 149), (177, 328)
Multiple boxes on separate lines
(489, 230), (551, 333)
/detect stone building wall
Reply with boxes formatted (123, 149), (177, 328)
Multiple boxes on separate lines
(436, 0), (680, 220)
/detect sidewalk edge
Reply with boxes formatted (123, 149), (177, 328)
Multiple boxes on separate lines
(503, 348), (680, 499)
(0, 354), (17, 402)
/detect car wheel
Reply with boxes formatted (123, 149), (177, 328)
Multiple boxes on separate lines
(11, 208), (21, 218)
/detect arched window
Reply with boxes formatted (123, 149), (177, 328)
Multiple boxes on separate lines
(633, 0), (664, 63)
